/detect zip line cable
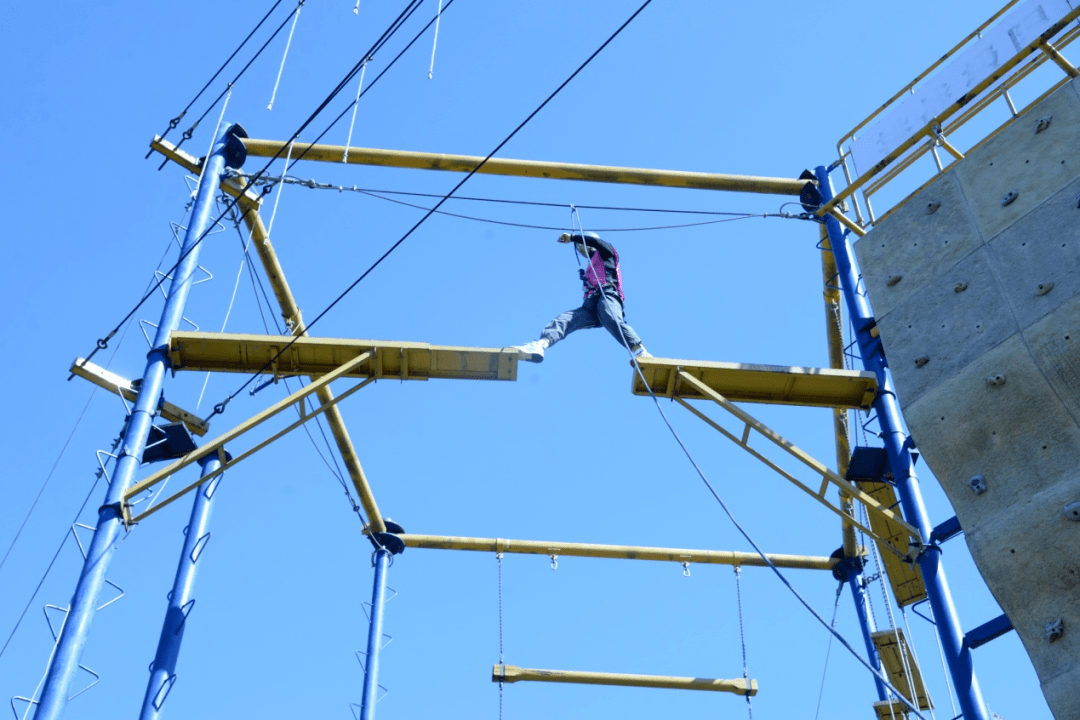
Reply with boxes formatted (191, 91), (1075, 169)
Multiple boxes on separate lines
(200, 0), (657, 420)
(565, 210), (929, 720)
(80, 0), (435, 370)
(149, 0), (285, 153)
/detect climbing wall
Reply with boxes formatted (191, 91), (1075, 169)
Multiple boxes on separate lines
(855, 78), (1080, 720)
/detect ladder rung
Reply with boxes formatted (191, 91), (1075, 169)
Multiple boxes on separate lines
(871, 628), (932, 710)
(492, 664), (757, 696)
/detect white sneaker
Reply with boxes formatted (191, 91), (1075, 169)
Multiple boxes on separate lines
(512, 340), (547, 363)
(632, 344), (652, 359)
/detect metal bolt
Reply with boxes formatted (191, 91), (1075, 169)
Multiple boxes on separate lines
(915, 356), (929, 368)
(1064, 501), (1080, 521)
(1036, 115), (1053, 133)
(1045, 617), (1064, 643)
(926, 200), (941, 215)
(1002, 190), (1018, 207)
(954, 281), (968, 293)
(1036, 283), (1054, 296)
(887, 275), (903, 287)
(985, 374), (1006, 387)
(969, 474), (987, 494)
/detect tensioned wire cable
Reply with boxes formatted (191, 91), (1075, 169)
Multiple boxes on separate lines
(200, 0), (659, 420)
(79, 0), (433, 370)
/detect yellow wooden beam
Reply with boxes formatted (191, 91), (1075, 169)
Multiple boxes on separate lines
(241, 138), (812, 196)
(872, 628), (933, 710)
(168, 331), (518, 382)
(493, 665), (757, 696)
(399, 534), (840, 570)
(69, 358), (209, 437)
(856, 480), (928, 607)
(631, 357), (877, 410)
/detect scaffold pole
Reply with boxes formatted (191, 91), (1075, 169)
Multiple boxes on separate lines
(34, 123), (245, 720)
(359, 547), (392, 720)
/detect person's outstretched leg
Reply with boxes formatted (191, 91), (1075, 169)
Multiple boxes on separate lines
(596, 291), (648, 356)
(513, 302), (600, 363)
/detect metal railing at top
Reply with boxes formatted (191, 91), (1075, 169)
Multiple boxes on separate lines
(832, 0), (1080, 227)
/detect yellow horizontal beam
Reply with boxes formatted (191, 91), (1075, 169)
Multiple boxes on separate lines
(69, 358), (210, 436)
(241, 138), (812, 196)
(856, 480), (927, 607)
(168, 331), (518, 382)
(400, 534), (839, 570)
(631, 357), (878, 410)
(493, 665), (757, 696)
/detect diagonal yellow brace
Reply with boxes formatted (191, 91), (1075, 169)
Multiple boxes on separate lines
(121, 350), (374, 515)
(675, 371), (920, 553)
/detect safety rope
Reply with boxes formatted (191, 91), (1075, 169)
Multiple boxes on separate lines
(343, 59), (371, 161)
(428, 0), (444, 79)
(733, 566), (753, 719)
(813, 583), (845, 720)
(267, 0), (305, 110)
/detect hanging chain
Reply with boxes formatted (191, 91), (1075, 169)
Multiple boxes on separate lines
(497, 552), (504, 720)
(733, 566), (753, 719)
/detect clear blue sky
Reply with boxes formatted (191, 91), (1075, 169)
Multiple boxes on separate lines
(0, 2), (1056, 718)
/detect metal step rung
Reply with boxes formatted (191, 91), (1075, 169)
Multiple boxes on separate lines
(871, 628), (932, 711)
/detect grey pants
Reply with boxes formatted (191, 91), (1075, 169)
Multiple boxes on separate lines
(540, 291), (642, 350)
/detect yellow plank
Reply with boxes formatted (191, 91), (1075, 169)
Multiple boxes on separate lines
(168, 331), (518, 382)
(872, 628), (932, 710)
(857, 480), (928, 607)
(631, 357), (877, 410)
(69, 358), (209, 436)
(493, 665), (757, 696)
(874, 699), (910, 719)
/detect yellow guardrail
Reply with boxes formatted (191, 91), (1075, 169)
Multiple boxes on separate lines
(831, 1), (1080, 226)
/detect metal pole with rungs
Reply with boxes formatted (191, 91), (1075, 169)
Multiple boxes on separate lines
(139, 454), (226, 720)
(815, 166), (989, 720)
(359, 547), (392, 720)
(35, 123), (246, 720)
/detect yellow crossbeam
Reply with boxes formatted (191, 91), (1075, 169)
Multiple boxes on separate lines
(168, 331), (518, 382)
(121, 352), (374, 524)
(493, 665), (757, 696)
(241, 138), (812, 196)
(69, 358), (209, 436)
(631, 357), (877, 410)
(399, 534), (841, 570)
(669, 372), (920, 557)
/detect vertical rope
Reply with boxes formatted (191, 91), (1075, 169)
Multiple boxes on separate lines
(265, 141), (295, 240)
(733, 566), (753, 719)
(267, 0), (305, 110)
(427, 0), (444, 79)
(343, 59), (370, 162)
(813, 584), (845, 720)
(497, 552), (504, 720)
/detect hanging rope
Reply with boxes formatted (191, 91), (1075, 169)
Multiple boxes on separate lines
(813, 583), (845, 720)
(343, 58), (371, 161)
(733, 566), (753, 719)
(497, 552), (505, 720)
(427, 0), (444, 79)
(267, 0), (305, 110)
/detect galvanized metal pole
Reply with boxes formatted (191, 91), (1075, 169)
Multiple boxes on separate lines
(35, 123), (244, 720)
(359, 548), (391, 720)
(139, 455), (225, 720)
(815, 166), (989, 720)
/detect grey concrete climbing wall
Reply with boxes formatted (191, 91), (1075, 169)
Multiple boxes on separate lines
(854, 79), (1080, 720)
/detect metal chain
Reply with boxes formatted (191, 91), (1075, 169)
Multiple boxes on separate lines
(733, 566), (753, 719)
(497, 552), (504, 720)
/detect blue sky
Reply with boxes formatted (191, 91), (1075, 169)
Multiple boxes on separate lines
(0, 2), (1059, 719)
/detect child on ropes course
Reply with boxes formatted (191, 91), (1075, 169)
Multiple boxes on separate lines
(513, 231), (650, 363)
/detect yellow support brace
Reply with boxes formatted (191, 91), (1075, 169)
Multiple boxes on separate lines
(399, 534), (841, 570)
(492, 665), (757, 696)
(69, 358), (210, 437)
(240, 138), (812, 196)
(631, 357), (877, 410)
(855, 479), (928, 607)
(872, 628), (932, 711)
(168, 331), (518, 382)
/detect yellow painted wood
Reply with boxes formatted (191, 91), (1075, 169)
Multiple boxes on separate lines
(631, 357), (877, 410)
(873, 699), (911, 719)
(872, 628), (932, 710)
(856, 480), (928, 607)
(168, 331), (518, 382)
(400, 534), (840, 570)
(493, 665), (757, 696)
(69, 358), (209, 436)
(241, 138), (811, 196)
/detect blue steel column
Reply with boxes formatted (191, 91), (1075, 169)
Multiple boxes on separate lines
(139, 455), (225, 720)
(815, 166), (989, 720)
(359, 548), (391, 720)
(846, 570), (888, 701)
(35, 124), (241, 720)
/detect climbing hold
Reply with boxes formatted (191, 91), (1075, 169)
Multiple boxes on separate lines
(1001, 190), (1018, 207)
(1063, 501), (1080, 521)
(1036, 283), (1054, 296)
(887, 275), (903, 287)
(915, 356), (929, 368)
(926, 200), (941, 215)
(954, 281), (968, 293)
(985, 374), (1006, 387)
(1045, 617), (1064, 643)
(969, 474), (987, 495)
(1036, 115), (1053, 133)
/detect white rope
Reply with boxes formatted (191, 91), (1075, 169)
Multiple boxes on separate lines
(926, 602), (959, 718)
(427, 0), (444, 79)
(353, 0), (360, 15)
(813, 584), (844, 720)
(265, 141), (295, 240)
(343, 59), (370, 162)
(267, 1), (305, 110)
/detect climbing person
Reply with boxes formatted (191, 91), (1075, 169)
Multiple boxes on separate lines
(513, 231), (650, 363)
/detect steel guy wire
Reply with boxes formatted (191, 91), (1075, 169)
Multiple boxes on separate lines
(267, 0), (305, 110)
(151, 0), (285, 152)
(813, 583), (845, 720)
(84, 0), (434, 369)
(201, 0), (657, 419)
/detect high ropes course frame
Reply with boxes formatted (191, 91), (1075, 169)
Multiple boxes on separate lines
(25, 1), (1080, 718)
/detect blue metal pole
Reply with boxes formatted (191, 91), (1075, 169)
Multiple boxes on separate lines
(359, 548), (391, 720)
(815, 166), (990, 720)
(35, 124), (243, 720)
(139, 455), (224, 720)
(846, 572), (888, 701)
